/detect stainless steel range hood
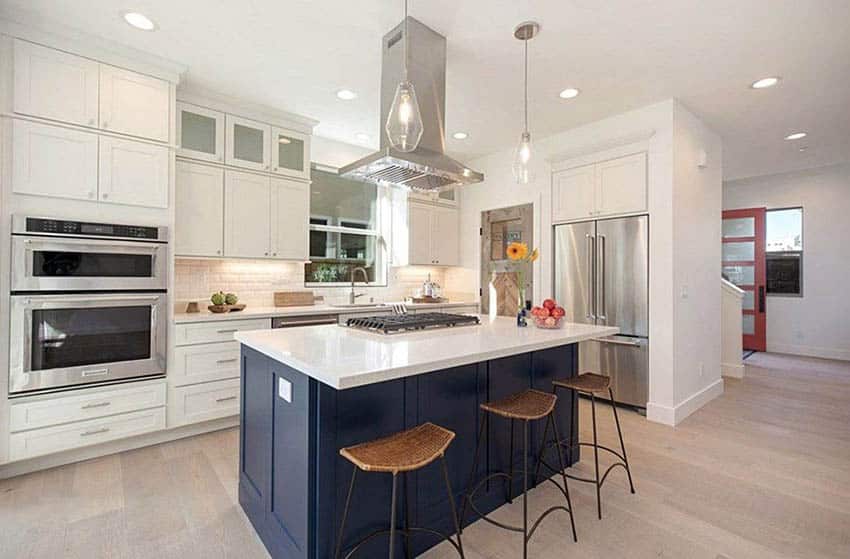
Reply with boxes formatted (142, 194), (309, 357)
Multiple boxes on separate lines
(340, 17), (483, 191)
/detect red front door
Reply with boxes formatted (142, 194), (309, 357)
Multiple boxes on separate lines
(722, 208), (766, 351)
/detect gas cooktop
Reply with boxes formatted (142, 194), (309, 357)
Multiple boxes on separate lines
(344, 312), (480, 335)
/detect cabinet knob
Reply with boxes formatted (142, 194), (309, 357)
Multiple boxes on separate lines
(273, 252), (277, 256)
(103, 121), (108, 128)
(88, 119), (95, 126)
(264, 165), (269, 170)
(102, 193), (109, 200)
(216, 250), (221, 255)
(264, 252), (269, 256)
(88, 191), (95, 199)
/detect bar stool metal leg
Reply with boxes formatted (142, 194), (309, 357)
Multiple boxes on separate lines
(507, 418), (515, 503)
(550, 415), (578, 542)
(404, 473), (413, 559)
(591, 393), (602, 520)
(522, 419), (529, 559)
(389, 473), (398, 559)
(459, 412), (487, 533)
(440, 456), (466, 558)
(335, 468), (358, 559)
(610, 388), (636, 494)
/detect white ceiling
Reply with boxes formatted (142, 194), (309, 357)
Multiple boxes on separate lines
(4, 0), (849, 180)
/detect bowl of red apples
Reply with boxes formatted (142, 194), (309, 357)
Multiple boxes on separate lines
(530, 299), (566, 329)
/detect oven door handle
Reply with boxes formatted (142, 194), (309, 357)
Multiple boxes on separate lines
(19, 295), (161, 305)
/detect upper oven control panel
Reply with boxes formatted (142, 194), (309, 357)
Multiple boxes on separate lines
(13, 216), (168, 242)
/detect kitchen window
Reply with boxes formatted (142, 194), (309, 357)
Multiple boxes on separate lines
(304, 168), (388, 285)
(766, 207), (803, 296)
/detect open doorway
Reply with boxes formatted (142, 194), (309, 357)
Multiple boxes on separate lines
(722, 207), (767, 351)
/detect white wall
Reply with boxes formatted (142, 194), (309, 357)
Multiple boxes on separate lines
(724, 163), (850, 360)
(457, 99), (722, 425)
(669, 102), (724, 415)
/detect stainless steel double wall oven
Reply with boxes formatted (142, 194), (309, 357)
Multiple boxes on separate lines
(9, 216), (168, 395)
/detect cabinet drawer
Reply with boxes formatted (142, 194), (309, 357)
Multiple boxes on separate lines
(171, 341), (240, 386)
(174, 318), (270, 346)
(9, 407), (166, 461)
(10, 381), (166, 432)
(170, 379), (240, 426)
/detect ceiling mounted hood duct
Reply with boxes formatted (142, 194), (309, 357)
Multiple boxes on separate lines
(340, 17), (483, 191)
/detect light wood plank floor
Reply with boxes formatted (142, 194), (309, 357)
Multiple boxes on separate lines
(2, 352), (848, 558)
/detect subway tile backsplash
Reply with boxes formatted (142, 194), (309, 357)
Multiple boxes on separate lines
(174, 258), (475, 312)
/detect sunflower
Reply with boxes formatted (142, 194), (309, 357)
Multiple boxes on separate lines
(506, 242), (529, 261)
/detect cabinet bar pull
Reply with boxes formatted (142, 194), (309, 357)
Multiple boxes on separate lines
(216, 358), (238, 364)
(80, 427), (110, 437)
(217, 329), (238, 334)
(216, 396), (237, 403)
(81, 401), (111, 410)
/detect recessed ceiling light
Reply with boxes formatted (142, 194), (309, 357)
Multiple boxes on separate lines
(278, 137), (291, 144)
(798, 146), (809, 152)
(452, 132), (468, 140)
(122, 12), (156, 31)
(784, 132), (807, 140)
(355, 133), (370, 142)
(751, 76), (781, 89)
(558, 88), (580, 99)
(336, 89), (357, 100)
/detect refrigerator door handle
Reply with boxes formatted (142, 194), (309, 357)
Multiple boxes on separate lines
(598, 234), (607, 321)
(586, 234), (596, 319)
(593, 336), (644, 347)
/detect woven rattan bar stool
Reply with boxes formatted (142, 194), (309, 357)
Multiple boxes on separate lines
(334, 422), (465, 559)
(460, 389), (577, 559)
(541, 373), (635, 520)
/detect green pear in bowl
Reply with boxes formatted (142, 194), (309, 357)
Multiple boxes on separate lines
(211, 291), (225, 306)
(225, 292), (239, 305)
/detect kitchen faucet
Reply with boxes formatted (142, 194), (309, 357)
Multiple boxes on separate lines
(349, 267), (369, 304)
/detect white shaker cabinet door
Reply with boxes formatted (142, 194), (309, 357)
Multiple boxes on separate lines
(13, 39), (99, 127)
(177, 102), (225, 163)
(270, 177), (309, 260)
(98, 136), (169, 208)
(408, 203), (434, 265)
(12, 119), (98, 201)
(552, 163), (596, 222)
(176, 161), (225, 256)
(431, 205), (459, 266)
(224, 170), (271, 258)
(596, 152), (647, 216)
(225, 115), (271, 172)
(99, 64), (170, 142)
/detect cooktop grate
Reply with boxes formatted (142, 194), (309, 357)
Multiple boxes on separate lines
(344, 312), (480, 334)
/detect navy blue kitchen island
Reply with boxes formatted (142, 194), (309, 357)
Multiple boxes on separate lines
(235, 317), (617, 558)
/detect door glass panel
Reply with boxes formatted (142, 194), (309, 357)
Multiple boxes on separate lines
(722, 241), (755, 262)
(741, 290), (755, 310)
(30, 306), (151, 371)
(32, 251), (153, 277)
(181, 110), (216, 154)
(233, 124), (264, 163)
(722, 217), (755, 238)
(438, 188), (456, 202)
(723, 265), (754, 285)
(742, 314), (755, 335)
(276, 133), (304, 171)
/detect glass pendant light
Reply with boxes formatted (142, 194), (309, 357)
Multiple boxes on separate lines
(512, 22), (539, 184)
(385, 0), (423, 152)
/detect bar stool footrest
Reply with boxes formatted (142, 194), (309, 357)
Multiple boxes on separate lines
(341, 525), (463, 559)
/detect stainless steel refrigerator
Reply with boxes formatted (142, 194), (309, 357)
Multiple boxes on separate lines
(554, 215), (648, 408)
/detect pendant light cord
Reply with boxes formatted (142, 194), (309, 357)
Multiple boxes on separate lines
(523, 37), (529, 133)
(403, 0), (409, 82)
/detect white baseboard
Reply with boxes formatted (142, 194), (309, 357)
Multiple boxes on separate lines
(646, 378), (724, 426)
(768, 343), (850, 362)
(0, 415), (239, 479)
(721, 362), (745, 379)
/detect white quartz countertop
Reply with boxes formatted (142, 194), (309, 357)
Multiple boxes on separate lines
(173, 301), (479, 324)
(235, 316), (618, 389)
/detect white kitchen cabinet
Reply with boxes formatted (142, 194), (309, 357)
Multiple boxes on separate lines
(13, 39), (100, 127)
(12, 119), (99, 201)
(271, 127), (310, 180)
(431, 205), (459, 266)
(176, 161), (224, 256)
(171, 341), (240, 387)
(99, 64), (170, 142)
(270, 177), (309, 259)
(224, 170), (271, 257)
(177, 102), (225, 163)
(174, 318), (271, 346)
(552, 163), (596, 222)
(552, 152), (647, 222)
(226, 115), (271, 171)
(404, 202), (459, 266)
(408, 202), (434, 265)
(169, 378), (241, 427)
(99, 135), (169, 208)
(595, 152), (647, 216)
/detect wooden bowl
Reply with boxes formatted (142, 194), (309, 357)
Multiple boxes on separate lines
(208, 304), (246, 313)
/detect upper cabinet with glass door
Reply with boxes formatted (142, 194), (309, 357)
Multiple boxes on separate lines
(177, 102), (225, 163)
(408, 187), (459, 207)
(271, 127), (310, 180)
(225, 114), (271, 172)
